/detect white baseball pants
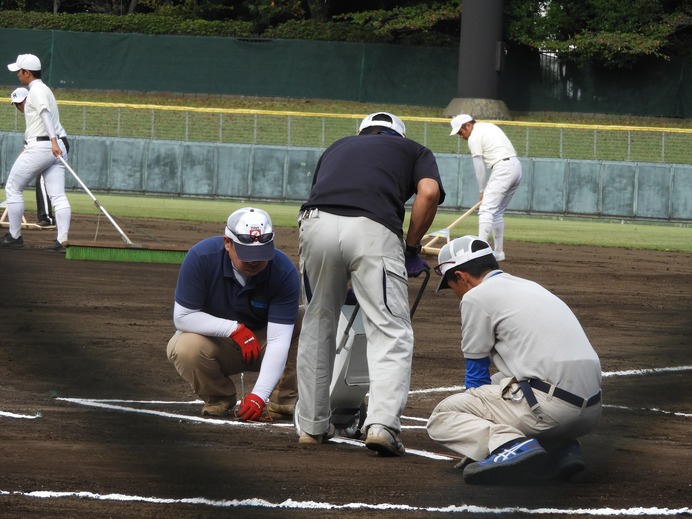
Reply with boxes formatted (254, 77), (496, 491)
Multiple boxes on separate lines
(4, 140), (71, 243)
(478, 157), (522, 254)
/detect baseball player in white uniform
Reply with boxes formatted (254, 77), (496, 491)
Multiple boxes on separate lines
(450, 114), (522, 261)
(426, 236), (602, 485)
(10, 87), (55, 228)
(1, 54), (70, 252)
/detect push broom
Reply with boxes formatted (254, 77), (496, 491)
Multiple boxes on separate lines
(421, 200), (481, 256)
(58, 156), (187, 264)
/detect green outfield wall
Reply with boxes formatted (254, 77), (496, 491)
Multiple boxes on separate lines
(2, 133), (689, 221)
(0, 29), (690, 117)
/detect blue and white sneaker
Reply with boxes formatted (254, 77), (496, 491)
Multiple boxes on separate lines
(463, 438), (548, 485)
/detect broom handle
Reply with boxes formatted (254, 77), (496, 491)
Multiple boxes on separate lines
(58, 156), (135, 246)
(446, 200), (482, 230)
(423, 200), (481, 249)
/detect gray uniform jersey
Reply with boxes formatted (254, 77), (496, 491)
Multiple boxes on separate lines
(460, 270), (601, 399)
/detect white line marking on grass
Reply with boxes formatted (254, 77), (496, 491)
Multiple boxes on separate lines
(1, 489), (689, 515)
(0, 410), (41, 419)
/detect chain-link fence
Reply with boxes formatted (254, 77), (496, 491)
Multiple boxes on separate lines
(3, 100), (691, 164)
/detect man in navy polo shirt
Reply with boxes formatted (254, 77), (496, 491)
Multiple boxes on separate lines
(295, 112), (446, 455)
(167, 207), (301, 421)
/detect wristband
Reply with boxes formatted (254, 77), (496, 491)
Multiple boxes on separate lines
(405, 243), (422, 257)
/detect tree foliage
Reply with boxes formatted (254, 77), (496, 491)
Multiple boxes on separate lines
(504, 0), (692, 67)
(0, 0), (689, 65)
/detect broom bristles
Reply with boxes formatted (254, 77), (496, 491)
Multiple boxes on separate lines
(65, 244), (187, 264)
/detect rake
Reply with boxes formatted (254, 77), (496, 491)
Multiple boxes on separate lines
(58, 156), (187, 264)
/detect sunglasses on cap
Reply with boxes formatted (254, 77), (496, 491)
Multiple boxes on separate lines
(228, 229), (274, 244)
(433, 261), (456, 276)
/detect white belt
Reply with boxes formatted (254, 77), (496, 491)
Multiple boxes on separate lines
(297, 208), (320, 221)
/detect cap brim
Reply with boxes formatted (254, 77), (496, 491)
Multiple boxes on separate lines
(7, 64), (20, 72)
(435, 275), (450, 292)
(234, 241), (275, 262)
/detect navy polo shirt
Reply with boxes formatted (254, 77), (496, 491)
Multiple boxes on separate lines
(174, 236), (300, 330)
(301, 133), (445, 238)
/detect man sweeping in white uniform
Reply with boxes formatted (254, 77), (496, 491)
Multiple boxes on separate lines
(450, 114), (521, 261)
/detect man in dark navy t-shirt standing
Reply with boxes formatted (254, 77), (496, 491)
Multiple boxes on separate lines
(296, 112), (446, 456)
(167, 207), (301, 422)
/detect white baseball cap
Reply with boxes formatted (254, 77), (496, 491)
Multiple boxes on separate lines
(449, 114), (474, 136)
(358, 112), (406, 137)
(7, 54), (41, 72)
(224, 207), (275, 262)
(10, 87), (28, 104)
(434, 235), (494, 291)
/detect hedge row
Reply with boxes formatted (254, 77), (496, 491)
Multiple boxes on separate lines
(0, 11), (455, 46)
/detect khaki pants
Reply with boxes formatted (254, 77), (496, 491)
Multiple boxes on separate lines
(166, 307), (303, 406)
(297, 212), (413, 437)
(426, 376), (601, 461)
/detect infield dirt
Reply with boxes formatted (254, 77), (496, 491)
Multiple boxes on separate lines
(1, 213), (690, 518)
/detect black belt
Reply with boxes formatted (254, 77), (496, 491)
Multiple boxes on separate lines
(25, 136), (69, 153)
(492, 157), (512, 169)
(518, 379), (601, 410)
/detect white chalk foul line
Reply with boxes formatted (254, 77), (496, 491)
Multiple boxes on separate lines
(0, 489), (689, 516)
(0, 410), (42, 419)
(601, 365), (692, 378)
(56, 397), (451, 461)
(603, 404), (692, 418)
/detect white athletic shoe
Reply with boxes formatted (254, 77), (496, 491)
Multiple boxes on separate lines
(494, 251), (506, 262)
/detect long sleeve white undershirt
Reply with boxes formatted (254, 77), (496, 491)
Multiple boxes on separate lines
(473, 155), (487, 192)
(39, 109), (56, 139)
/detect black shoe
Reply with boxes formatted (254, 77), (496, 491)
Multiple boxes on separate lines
(46, 240), (66, 253)
(0, 233), (23, 248)
(534, 439), (585, 481)
(36, 219), (55, 227)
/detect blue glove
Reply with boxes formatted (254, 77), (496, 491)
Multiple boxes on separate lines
(404, 244), (429, 278)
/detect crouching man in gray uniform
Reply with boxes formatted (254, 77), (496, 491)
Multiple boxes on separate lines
(296, 112), (446, 456)
(427, 236), (602, 484)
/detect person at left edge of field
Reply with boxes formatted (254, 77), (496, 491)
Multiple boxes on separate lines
(166, 207), (302, 422)
(10, 87), (54, 227)
(1, 54), (70, 252)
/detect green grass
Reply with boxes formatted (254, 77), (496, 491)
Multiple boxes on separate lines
(36, 191), (692, 254)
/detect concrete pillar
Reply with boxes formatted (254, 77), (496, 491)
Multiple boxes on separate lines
(444, 0), (511, 120)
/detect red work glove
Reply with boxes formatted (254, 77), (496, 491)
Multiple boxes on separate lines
(231, 323), (260, 364)
(236, 393), (265, 421)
